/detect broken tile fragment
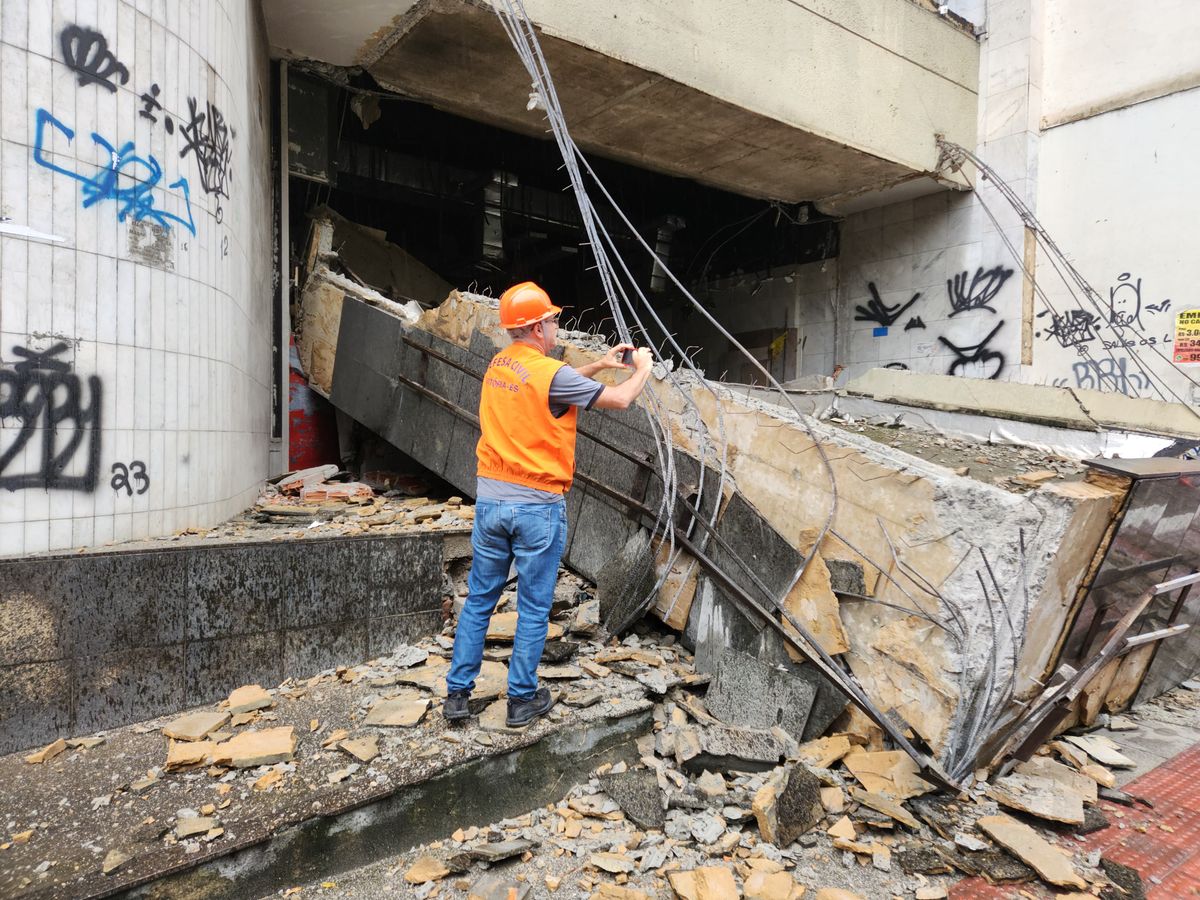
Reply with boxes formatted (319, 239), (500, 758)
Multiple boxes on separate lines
(486, 612), (563, 643)
(404, 854), (449, 884)
(101, 849), (129, 875)
(339, 735), (380, 763)
(977, 813), (1086, 889)
(210, 726), (296, 768)
(24, 739), (66, 765)
(848, 787), (919, 829)
(589, 851), (636, 873)
(467, 839), (535, 862)
(668, 866), (739, 900)
(1063, 733), (1134, 768)
(364, 697), (429, 727)
(843, 748), (932, 799)
(165, 739), (216, 772)
(163, 710), (230, 742)
(468, 872), (531, 899)
(987, 772), (1084, 824)
(175, 816), (217, 839)
(226, 684), (274, 714)
(743, 868), (804, 900)
(797, 734), (853, 769)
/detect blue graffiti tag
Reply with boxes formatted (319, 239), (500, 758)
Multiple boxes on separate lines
(33, 108), (196, 235)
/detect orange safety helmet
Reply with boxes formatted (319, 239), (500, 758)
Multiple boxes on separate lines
(498, 281), (561, 329)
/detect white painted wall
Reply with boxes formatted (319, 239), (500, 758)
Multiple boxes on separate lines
(1042, 0), (1200, 129)
(1030, 87), (1200, 403)
(0, 0), (275, 556)
(832, 0), (1200, 410)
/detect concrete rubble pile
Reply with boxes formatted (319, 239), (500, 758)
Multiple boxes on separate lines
(10, 563), (1191, 898)
(253, 463), (477, 538)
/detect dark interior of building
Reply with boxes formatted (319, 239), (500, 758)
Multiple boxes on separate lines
(286, 70), (839, 339)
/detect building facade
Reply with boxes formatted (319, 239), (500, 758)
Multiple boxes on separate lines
(1, 0), (1196, 557)
(0, 0), (276, 556)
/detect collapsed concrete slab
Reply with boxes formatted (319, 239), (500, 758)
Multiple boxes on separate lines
(324, 289), (1134, 779)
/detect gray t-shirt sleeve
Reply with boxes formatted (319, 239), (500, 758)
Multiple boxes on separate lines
(548, 366), (604, 418)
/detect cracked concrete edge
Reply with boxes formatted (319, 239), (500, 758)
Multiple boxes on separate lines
(117, 708), (654, 900)
(844, 367), (1200, 439)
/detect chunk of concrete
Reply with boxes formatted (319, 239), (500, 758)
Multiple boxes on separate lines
(599, 769), (665, 830)
(165, 739), (216, 772)
(668, 865), (739, 900)
(680, 724), (785, 774)
(210, 727), (296, 768)
(703, 650), (816, 742)
(977, 813), (1086, 889)
(752, 765), (824, 847)
(163, 710), (230, 742)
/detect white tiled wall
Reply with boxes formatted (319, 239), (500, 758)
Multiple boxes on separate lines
(0, 0), (274, 557)
(835, 0), (1042, 384)
(682, 260), (838, 384)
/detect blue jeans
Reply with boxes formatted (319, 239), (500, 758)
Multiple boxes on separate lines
(447, 498), (568, 700)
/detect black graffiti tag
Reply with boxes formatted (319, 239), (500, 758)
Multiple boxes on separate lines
(0, 343), (102, 492)
(855, 283), (921, 328)
(60, 25), (129, 93)
(938, 322), (1007, 380)
(179, 97), (233, 200)
(1036, 308), (1100, 351)
(111, 460), (150, 496)
(947, 266), (1013, 316)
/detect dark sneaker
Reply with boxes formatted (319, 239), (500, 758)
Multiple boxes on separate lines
(443, 690), (472, 722)
(506, 687), (554, 728)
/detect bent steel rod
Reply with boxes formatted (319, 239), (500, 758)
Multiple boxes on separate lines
(389, 369), (960, 791)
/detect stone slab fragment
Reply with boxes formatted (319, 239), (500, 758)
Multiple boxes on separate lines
(163, 711), (230, 742)
(211, 727), (297, 768)
(977, 813), (1086, 889)
(599, 769), (665, 829)
(704, 649), (816, 741)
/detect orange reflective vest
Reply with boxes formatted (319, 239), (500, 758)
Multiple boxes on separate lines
(476, 341), (578, 494)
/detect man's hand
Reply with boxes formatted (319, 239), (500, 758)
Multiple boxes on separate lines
(596, 343), (635, 370)
(631, 347), (653, 372)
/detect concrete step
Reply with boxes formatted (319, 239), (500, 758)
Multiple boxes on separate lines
(1, 646), (658, 900)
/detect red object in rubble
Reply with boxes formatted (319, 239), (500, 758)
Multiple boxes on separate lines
(288, 336), (341, 472)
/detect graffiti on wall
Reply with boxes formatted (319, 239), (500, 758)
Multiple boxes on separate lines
(1052, 358), (1152, 396)
(33, 109), (196, 235)
(49, 22), (235, 228)
(110, 461), (150, 496)
(862, 263), (1015, 380)
(0, 344), (102, 492)
(938, 321), (1007, 380)
(1033, 271), (1179, 397)
(60, 25), (129, 92)
(179, 97), (234, 214)
(947, 266), (1013, 317)
(855, 283), (921, 329)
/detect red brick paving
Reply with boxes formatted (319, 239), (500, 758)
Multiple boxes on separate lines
(950, 742), (1200, 898)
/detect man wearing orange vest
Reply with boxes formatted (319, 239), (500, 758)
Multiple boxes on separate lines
(445, 282), (654, 727)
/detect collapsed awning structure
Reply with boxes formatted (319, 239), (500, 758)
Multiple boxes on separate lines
(287, 1), (1200, 792)
(305, 273), (1200, 788)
